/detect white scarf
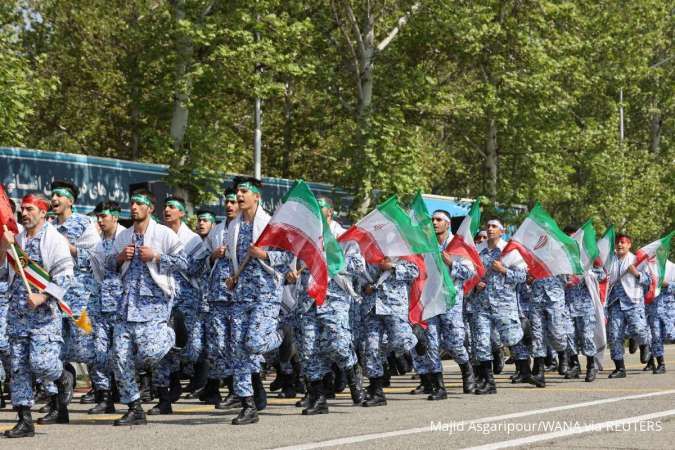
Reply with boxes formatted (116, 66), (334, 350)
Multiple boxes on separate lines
(226, 205), (280, 282)
(176, 222), (206, 288)
(608, 252), (643, 303)
(91, 223), (126, 283)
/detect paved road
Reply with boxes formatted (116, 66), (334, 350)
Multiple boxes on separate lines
(1, 348), (674, 449)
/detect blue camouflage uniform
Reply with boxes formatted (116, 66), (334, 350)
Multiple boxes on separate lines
(56, 214), (99, 366)
(362, 260), (418, 378)
(110, 232), (183, 404)
(607, 268), (652, 361)
(564, 268), (605, 357)
(5, 225), (72, 407)
(511, 282), (532, 360)
(229, 222), (289, 398)
(646, 282), (675, 358)
(0, 270), (10, 382)
(295, 255), (362, 382)
(529, 276), (569, 358)
(471, 245), (526, 362)
(206, 243), (234, 381)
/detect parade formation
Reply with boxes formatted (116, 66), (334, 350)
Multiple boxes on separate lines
(0, 177), (673, 440)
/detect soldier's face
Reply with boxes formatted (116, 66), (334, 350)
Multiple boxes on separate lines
(164, 204), (184, 224)
(97, 214), (118, 233)
(487, 223), (503, 239)
(130, 201), (152, 222)
(197, 218), (213, 237)
(616, 238), (631, 257)
(21, 204), (46, 230)
(50, 193), (72, 215)
(225, 199), (239, 219)
(236, 189), (259, 212)
(431, 216), (449, 235)
(321, 207), (333, 222)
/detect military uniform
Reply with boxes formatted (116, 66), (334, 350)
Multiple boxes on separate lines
(529, 276), (569, 358)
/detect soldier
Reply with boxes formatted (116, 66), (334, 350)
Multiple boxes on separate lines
(149, 195), (208, 415)
(472, 219), (526, 395)
(108, 189), (185, 426)
(0, 193), (74, 437)
(88, 201), (126, 413)
(225, 177), (292, 425)
(606, 234), (652, 378)
(46, 180), (100, 420)
(644, 260), (674, 374)
(360, 257), (418, 407)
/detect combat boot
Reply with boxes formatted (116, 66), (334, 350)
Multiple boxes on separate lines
(427, 372), (447, 401)
(323, 371), (336, 399)
(139, 370), (154, 402)
(38, 370), (71, 424)
(565, 355), (581, 379)
(88, 390), (115, 414)
(252, 372), (267, 411)
(269, 363), (284, 392)
(4, 406), (34, 438)
(644, 356), (655, 372)
(232, 396), (258, 425)
(302, 380), (329, 415)
(557, 351), (569, 376)
(475, 361), (496, 395)
(148, 387), (172, 415)
(0, 383), (5, 409)
(334, 364), (347, 393)
(216, 376), (240, 410)
(543, 352), (558, 372)
(608, 359), (626, 378)
(169, 372), (183, 403)
(522, 358), (545, 388)
(199, 378), (222, 405)
(639, 344), (651, 364)
(459, 363), (476, 394)
(410, 373), (433, 395)
(530, 357), (546, 388)
(628, 337), (638, 354)
(511, 360), (525, 383)
(362, 377), (386, 407)
(114, 399), (146, 426)
(80, 387), (96, 404)
(184, 358), (208, 394)
(585, 356), (597, 382)
(346, 364), (365, 405)
(653, 356), (666, 374)
(492, 349), (504, 375)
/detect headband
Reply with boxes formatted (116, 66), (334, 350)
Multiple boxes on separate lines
(22, 194), (50, 212)
(487, 219), (504, 230)
(237, 182), (261, 195)
(198, 212), (216, 223)
(97, 209), (120, 217)
(130, 194), (153, 207)
(432, 211), (451, 223)
(166, 199), (186, 213)
(617, 236), (632, 244)
(224, 193), (237, 202)
(52, 187), (74, 201)
(317, 198), (331, 209)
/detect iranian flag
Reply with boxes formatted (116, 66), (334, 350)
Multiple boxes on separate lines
(445, 201), (485, 294)
(501, 202), (583, 278)
(256, 180), (345, 305)
(407, 193), (456, 323)
(339, 195), (430, 263)
(596, 225), (616, 303)
(634, 231), (674, 303)
(0, 184), (19, 234)
(572, 219), (600, 271)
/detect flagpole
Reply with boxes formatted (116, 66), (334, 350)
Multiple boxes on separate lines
(3, 224), (33, 294)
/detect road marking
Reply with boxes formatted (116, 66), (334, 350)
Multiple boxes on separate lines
(270, 389), (675, 450)
(461, 408), (675, 450)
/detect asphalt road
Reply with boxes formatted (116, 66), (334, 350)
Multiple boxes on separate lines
(1, 348), (674, 450)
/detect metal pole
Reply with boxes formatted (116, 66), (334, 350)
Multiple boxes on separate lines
(253, 3), (262, 179)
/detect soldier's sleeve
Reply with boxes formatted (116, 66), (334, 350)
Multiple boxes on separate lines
(637, 267), (651, 287)
(158, 231), (187, 274)
(590, 266), (607, 282)
(504, 266), (527, 285)
(186, 242), (210, 277)
(393, 260), (419, 281)
(666, 282), (675, 295)
(451, 259), (475, 282)
(346, 252), (366, 276)
(267, 250), (293, 269)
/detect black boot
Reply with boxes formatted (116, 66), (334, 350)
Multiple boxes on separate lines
(585, 356), (597, 382)
(428, 372), (447, 400)
(557, 351), (569, 376)
(381, 364), (391, 387)
(544, 352), (558, 372)
(114, 399), (146, 426)
(252, 372), (267, 411)
(38, 371), (71, 424)
(644, 357), (656, 372)
(639, 345), (651, 364)
(88, 390), (115, 414)
(278, 324), (294, 363)
(459, 363), (476, 394)
(184, 358), (208, 394)
(216, 377), (240, 410)
(232, 396), (258, 425)
(511, 360), (525, 383)
(334, 364), (347, 393)
(199, 378), (222, 405)
(653, 356), (666, 374)
(0, 383), (5, 409)
(323, 371), (336, 399)
(475, 361), (496, 395)
(269, 363), (283, 392)
(279, 372), (297, 399)
(565, 355), (581, 379)
(530, 357), (546, 388)
(139, 371), (154, 402)
(4, 406), (35, 438)
(80, 387), (96, 404)
(628, 337), (638, 354)
(346, 365), (365, 405)
(302, 380), (329, 415)
(291, 356), (306, 394)
(473, 364), (484, 385)
(169, 372), (183, 403)
(492, 349), (504, 375)
(608, 359), (626, 378)
(148, 387), (172, 415)
(362, 377), (387, 407)
(410, 373), (433, 395)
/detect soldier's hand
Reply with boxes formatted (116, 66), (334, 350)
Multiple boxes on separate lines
(139, 246), (158, 263)
(378, 258), (394, 271)
(27, 293), (47, 309)
(526, 274), (534, 284)
(211, 246), (226, 262)
(363, 284), (375, 295)
(491, 260), (507, 274)
(0, 229), (14, 249)
(286, 270), (300, 284)
(248, 245), (268, 260)
(441, 251), (453, 267)
(627, 264), (639, 277)
(476, 281), (487, 291)
(225, 276), (237, 290)
(69, 244), (78, 257)
(117, 244), (135, 264)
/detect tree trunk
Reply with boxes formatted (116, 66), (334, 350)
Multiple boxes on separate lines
(650, 107), (661, 154)
(170, 0), (193, 159)
(281, 80), (294, 178)
(486, 116), (498, 201)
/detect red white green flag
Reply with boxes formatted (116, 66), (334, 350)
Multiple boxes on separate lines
(596, 225), (616, 303)
(445, 201), (485, 294)
(501, 202), (583, 278)
(256, 180), (345, 305)
(634, 231), (674, 303)
(572, 219), (600, 271)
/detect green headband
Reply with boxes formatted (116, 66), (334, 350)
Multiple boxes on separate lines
(317, 198), (331, 209)
(131, 194), (153, 206)
(237, 182), (261, 195)
(166, 199), (186, 213)
(97, 209), (120, 217)
(53, 188), (74, 201)
(224, 193), (237, 202)
(198, 212), (216, 223)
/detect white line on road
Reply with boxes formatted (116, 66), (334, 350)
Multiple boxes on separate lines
(271, 389), (675, 450)
(461, 408), (675, 450)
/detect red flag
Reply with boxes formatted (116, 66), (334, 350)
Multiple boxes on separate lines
(0, 184), (19, 234)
